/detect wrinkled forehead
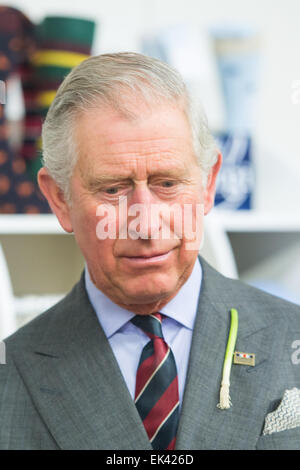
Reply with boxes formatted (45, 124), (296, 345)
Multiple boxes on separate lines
(73, 100), (197, 177)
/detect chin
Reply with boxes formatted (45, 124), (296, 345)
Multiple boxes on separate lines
(121, 275), (177, 305)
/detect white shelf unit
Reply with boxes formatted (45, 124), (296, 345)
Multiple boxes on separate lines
(2, 211), (299, 235)
(0, 215), (85, 336)
(210, 209), (300, 306)
(0, 214), (66, 234)
(0, 215), (84, 296)
(213, 210), (300, 233)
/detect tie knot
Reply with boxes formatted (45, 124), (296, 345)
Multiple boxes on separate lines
(131, 313), (164, 339)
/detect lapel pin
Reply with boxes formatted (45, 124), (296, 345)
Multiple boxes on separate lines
(233, 351), (255, 366)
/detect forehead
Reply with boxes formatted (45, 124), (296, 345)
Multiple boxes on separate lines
(74, 102), (196, 177)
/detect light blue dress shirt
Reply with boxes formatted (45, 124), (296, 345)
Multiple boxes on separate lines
(84, 258), (202, 408)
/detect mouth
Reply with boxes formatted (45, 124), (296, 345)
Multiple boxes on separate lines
(127, 251), (170, 259)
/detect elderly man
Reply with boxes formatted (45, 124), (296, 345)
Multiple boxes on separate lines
(0, 53), (299, 450)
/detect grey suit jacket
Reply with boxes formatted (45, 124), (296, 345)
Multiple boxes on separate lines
(1, 257), (300, 450)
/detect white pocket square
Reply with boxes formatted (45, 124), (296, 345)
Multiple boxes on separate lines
(263, 388), (300, 435)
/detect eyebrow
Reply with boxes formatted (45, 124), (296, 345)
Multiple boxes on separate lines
(83, 175), (130, 191)
(90, 175), (130, 184)
(96, 171), (187, 185)
(82, 166), (191, 190)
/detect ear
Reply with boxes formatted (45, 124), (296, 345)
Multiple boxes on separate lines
(203, 152), (222, 215)
(37, 167), (73, 233)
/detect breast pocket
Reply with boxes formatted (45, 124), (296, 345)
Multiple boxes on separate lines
(256, 427), (300, 450)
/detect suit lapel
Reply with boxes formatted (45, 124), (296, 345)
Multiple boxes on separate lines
(12, 276), (152, 450)
(176, 257), (286, 450)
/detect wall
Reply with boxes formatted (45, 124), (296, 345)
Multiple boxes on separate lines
(2, 0), (300, 214)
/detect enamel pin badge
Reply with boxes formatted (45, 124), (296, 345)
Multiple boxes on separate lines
(233, 351), (255, 366)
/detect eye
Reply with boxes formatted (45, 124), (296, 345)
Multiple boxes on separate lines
(105, 187), (119, 194)
(161, 180), (175, 188)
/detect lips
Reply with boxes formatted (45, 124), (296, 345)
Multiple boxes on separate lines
(124, 251), (171, 259)
(119, 248), (175, 267)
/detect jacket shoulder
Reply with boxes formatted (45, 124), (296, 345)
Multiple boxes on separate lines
(3, 274), (86, 352)
(200, 256), (300, 325)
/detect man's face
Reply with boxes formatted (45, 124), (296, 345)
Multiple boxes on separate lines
(41, 101), (220, 314)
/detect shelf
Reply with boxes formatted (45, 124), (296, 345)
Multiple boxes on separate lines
(1, 211), (300, 235)
(0, 214), (65, 234)
(211, 209), (300, 232)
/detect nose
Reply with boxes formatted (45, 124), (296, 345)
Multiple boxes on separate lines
(127, 184), (161, 240)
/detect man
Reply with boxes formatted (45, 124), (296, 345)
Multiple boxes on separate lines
(0, 53), (299, 450)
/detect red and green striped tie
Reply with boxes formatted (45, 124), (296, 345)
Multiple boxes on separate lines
(131, 313), (180, 450)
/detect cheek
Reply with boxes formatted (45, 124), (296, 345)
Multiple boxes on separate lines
(180, 196), (204, 253)
(77, 223), (118, 274)
(70, 201), (107, 254)
(175, 184), (204, 208)
(168, 192), (203, 239)
(73, 206), (96, 239)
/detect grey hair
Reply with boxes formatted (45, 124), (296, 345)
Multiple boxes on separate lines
(42, 52), (219, 201)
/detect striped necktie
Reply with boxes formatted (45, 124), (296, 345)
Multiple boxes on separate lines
(131, 313), (180, 450)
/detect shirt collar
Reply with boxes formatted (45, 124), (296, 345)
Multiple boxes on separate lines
(84, 257), (202, 339)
